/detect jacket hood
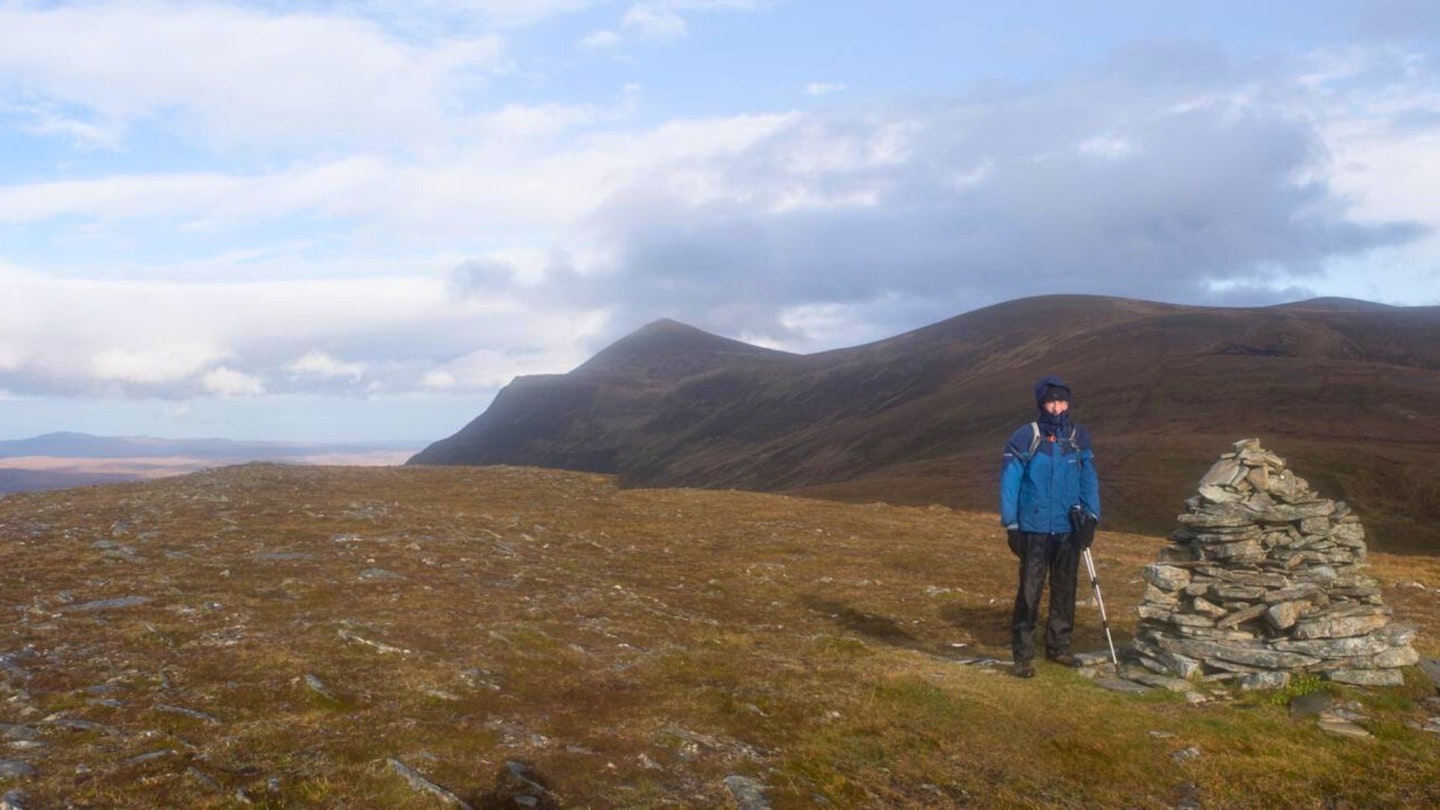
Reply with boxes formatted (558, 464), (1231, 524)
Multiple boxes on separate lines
(1033, 375), (1071, 409)
(1034, 375), (1073, 434)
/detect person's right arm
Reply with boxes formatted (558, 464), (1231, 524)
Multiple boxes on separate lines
(999, 427), (1026, 528)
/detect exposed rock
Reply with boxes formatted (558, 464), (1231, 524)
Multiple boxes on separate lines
(1097, 678), (1153, 694)
(1132, 440), (1417, 686)
(1291, 608), (1391, 640)
(337, 628), (409, 655)
(187, 766), (223, 792)
(1264, 602), (1300, 630)
(1323, 669), (1404, 687)
(479, 760), (560, 810)
(1317, 720), (1372, 739)
(724, 775), (772, 810)
(1418, 657), (1440, 693)
(123, 749), (179, 766)
(60, 596), (152, 613)
(1121, 670), (1194, 693)
(1171, 746), (1201, 764)
(388, 758), (473, 809)
(41, 717), (115, 734)
(0, 726), (39, 742)
(155, 704), (222, 725)
(0, 761), (37, 778)
(1143, 565), (1192, 592)
(1239, 671), (1290, 691)
(304, 674), (341, 703)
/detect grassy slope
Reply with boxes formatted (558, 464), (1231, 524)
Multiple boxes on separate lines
(1, 464), (1438, 808)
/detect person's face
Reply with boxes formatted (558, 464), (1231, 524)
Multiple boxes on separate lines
(1044, 399), (1069, 415)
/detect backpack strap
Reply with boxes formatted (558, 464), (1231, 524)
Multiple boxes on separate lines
(1024, 422), (1081, 459)
(1024, 422), (1042, 459)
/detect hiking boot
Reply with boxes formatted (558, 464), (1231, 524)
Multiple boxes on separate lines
(1013, 660), (1035, 679)
(1046, 652), (1081, 668)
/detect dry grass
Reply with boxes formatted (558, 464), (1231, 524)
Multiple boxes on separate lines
(2, 463), (1438, 808)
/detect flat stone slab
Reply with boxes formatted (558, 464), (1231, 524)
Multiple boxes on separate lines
(1418, 657), (1440, 693)
(1317, 720), (1371, 739)
(60, 596), (152, 613)
(1096, 678), (1153, 694)
(1120, 669), (1194, 692)
(1073, 650), (1116, 667)
(1324, 668), (1405, 687)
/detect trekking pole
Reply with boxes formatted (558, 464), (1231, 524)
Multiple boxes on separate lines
(1082, 547), (1119, 666)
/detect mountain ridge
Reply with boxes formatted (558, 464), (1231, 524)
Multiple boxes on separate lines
(410, 294), (1440, 552)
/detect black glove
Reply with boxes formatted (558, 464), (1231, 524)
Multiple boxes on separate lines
(1069, 506), (1097, 550)
(1006, 528), (1024, 558)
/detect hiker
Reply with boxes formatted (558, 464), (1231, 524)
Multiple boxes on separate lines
(999, 375), (1101, 678)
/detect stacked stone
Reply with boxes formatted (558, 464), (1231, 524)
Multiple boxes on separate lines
(1132, 439), (1418, 688)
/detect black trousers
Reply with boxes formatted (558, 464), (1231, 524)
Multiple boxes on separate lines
(1011, 532), (1080, 663)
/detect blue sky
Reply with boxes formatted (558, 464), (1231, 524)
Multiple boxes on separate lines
(1, 0), (1438, 443)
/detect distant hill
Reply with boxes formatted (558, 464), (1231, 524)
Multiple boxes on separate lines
(0, 433), (419, 494)
(409, 295), (1440, 553)
(0, 467), (136, 494)
(0, 432), (415, 460)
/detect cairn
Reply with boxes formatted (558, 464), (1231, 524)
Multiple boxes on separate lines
(1132, 439), (1418, 688)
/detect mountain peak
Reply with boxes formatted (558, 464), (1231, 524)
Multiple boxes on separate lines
(572, 318), (792, 381)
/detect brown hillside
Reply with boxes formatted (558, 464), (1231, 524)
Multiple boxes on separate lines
(2, 465), (1439, 807)
(410, 295), (1440, 553)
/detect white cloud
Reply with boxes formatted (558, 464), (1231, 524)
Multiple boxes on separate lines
(203, 367), (266, 397)
(804, 82), (847, 97)
(286, 351), (366, 381)
(1077, 135), (1135, 159)
(0, 261), (608, 400)
(0, 111), (800, 242)
(3, 27), (1439, 417)
(622, 3), (688, 40)
(14, 104), (125, 151)
(421, 369), (458, 390)
(602, 0), (769, 46)
(476, 102), (601, 140)
(581, 29), (623, 50)
(0, 3), (508, 151)
(371, 0), (601, 29)
(91, 344), (230, 385)
(421, 333), (604, 390)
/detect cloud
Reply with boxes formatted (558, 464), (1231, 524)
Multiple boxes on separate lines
(203, 367), (266, 397)
(385, 0), (601, 29)
(804, 82), (847, 97)
(0, 260), (605, 401)
(0, 2), (507, 152)
(285, 351), (366, 382)
(597, 0), (769, 47)
(581, 29), (623, 50)
(622, 3), (688, 40)
(0, 110), (798, 242)
(553, 49), (1432, 348)
(91, 344), (230, 385)
(2, 27), (1438, 405)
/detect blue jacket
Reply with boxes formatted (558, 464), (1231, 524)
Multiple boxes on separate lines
(999, 377), (1101, 534)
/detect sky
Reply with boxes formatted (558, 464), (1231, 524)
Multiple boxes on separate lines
(1, 0), (1438, 443)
